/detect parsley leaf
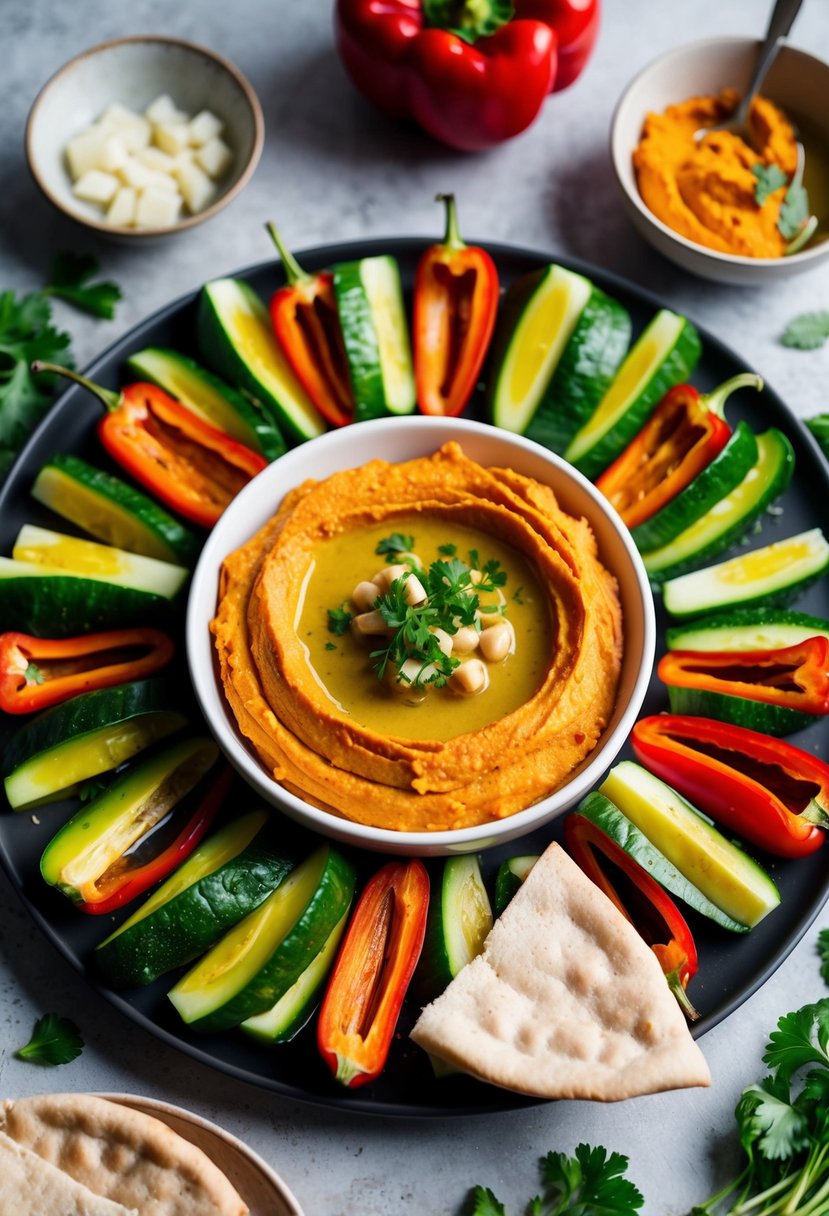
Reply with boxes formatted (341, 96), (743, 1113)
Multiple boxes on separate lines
(469, 1186), (506, 1216)
(753, 162), (788, 206)
(16, 1013), (84, 1066)
(779, 181), (811, 241)
(438, 542), (457, 556)
(819, 927), (829, 983)
(375, 532), (415, 557)
(763, 1001), (829, 1089)
(327, 606), (353, 636)
(737, 1080), (809, 1160)
(535, 1144), (644, 1216)
(781, 311), (829, 350)
(43, 251), (122, 320)
(324, 641), (337, 651)
(806, 416), (829, 460)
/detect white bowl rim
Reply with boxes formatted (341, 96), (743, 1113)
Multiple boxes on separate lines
(610, 34), (829, 269)
(25, 34), (265, 239)
(186, 415), (656, 853)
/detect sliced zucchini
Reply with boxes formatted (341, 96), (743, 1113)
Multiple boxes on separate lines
(197, 278), (323, 443)
(493, 855), (538, 916)
(95, 809), (293, 987)
(643, 429), (795, 583)
(664, 684), (819, 737)
(0, 563), (170, 637)
(12, 525), (188, 600)
(2, 679), (186, 811)
(630, 421), (759, 553)
(564, 310), (702, 480)
(599, 762), (780, 929)
(30, 454), (200, 567)
(415, 855), (493, 1002)
(488, 266), (592, 435)
(667, 607), (829, 652)
(168, 844), (355, 1032)
(332, 255), (415, 420)
(126, 347), (284, 461)
(662, 526), (829, 620)
(241, 910), (348, 1044)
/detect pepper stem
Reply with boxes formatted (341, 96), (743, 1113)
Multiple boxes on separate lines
(265, 222), (311, 286)
(704, 372), (764, 419)
(665, 969), (700, 1022)
(30, 361), (121, 413)
(436, 193), (466, 250)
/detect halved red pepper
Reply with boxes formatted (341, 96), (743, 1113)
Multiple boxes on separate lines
(266, 224), (354, 428)
(32, 363), (267, 528)
(595, 373), (761, 530)
(318, 858), (429, 1087)
(565, 812), (700, 1021)
(0, 628), (174, 715)
(413, 194), (498, 417)
(631, 714), (828, 858)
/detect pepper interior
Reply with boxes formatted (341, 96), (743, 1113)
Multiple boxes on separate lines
(667, 736), (822, 814)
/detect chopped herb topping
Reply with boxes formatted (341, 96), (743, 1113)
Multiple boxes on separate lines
(327, 605), (353, 636)
(324, 641), (337, 652)
(512, 585), (525, 605)
(752, 162), (788, 206)
(438, 542), (457, 556)
(375, 532), (415, 557)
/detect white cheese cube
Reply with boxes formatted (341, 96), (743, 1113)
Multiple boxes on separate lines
(134, 186), (182, 229)
(195, 136), (232, 179)
(175, 160), (215, 213)
(117, 156), (156, 190)
(73, 169), (120, 205)
(65, 127), (109, 180)
(99, 103), (151, 151)
(106, 186), (137, 227)
(145, 93), (188, 127)
(154, 122), (191, 155)
(99, 135), (128, 173)
(137, 145), (178, 173)
(188, 109), (224, 146)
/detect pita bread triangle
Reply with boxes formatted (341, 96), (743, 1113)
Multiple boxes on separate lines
(410, 842), (711, 1101)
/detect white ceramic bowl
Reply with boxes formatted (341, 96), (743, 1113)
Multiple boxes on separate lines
(611, 37), (829, 284)
(26, 36), (263, 239)
(187, 417), (655, 857)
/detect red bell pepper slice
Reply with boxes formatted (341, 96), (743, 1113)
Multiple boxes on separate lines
(631, 714), (828, 859)
(414, 194), (499, 417)
(32, 363), (267, 529)
(0, 628), (174, 715)
(76, 765), (231, 915)
(564, 812), (700, 1021)
(658, 637), (829, 716)
(318, 858), (429, 1087)
(266, 223), (354, 428)
(595, 374), (760, 530)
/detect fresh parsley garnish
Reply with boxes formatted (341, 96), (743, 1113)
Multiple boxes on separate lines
(375, 532), (415, 557)
(806, 416), (829, 460)
(16, 1013), (84, 1066)
(778, 180), (811, 241)
(327, 606), (353, 636)
(438, 542), (457, 556)
(24, 661), (44, 685)
(43, 252), (122, 320)
(468, 1143), (643, 1216)
(324, 641), (337, 651)
(468, 548), (480, 569)
(512, 586), (525, 605)
(752, 162), (788, 206)
(781, 311), (829, 351)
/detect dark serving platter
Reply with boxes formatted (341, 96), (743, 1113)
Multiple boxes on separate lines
(1, 239), (828, 1116)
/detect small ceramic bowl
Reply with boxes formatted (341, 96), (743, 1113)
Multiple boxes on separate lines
(611, 37), (829, 284)
(26, 36), (263, 239)
(186, 416), (655, 859)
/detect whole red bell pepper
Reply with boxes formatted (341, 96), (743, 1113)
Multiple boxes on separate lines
(266, 223), (354, 428)
(32, 363), (267, 529)
(565, 811), (700, 1020)
(414, 194), (499, 417)
(631, 714), (828, 859)
(0, 628), (174, 715)
(318, 858), (429, 1087)
(334, 0), (600, 151)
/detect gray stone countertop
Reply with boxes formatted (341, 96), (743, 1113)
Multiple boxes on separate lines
(2, 2), (829, 1213)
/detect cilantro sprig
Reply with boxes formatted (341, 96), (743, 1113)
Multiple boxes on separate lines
(781, 312), (829, 351)
(375, 532), (415, 558)
(16, 1012), (84, 1066)
(468, 1144), (644, 1216)
(43, 252), (122, 320)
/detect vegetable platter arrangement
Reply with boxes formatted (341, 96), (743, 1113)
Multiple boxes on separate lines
(1, 215), (829, 1116)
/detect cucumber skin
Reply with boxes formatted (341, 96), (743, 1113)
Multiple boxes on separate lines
(34, 454), (200, 567)
(126, 348), (285, 462)
(646, 429), (795, 586)
(570, 319), (702, 481)
(577, 792), (747, 933)
(666, 607), (829, 650)
(96, 845), (294, 988)
(0, 679), (178, 777)
(666, 685), (820, 737)
(631, 422), (759, 553)
(0, 574), (169, 638)
(413, 856), (491, 1004)
(188, 848), (356, 1033)
(332, 258), (402, 423)
(526, 288), (631, 453)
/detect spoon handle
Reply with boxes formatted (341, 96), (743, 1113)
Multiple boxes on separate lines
(735, 0), (804, 124)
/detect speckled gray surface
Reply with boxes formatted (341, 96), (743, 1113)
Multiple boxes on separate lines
(2, 2), (829, 1213)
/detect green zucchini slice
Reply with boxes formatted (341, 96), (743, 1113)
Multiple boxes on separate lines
(415, 855), (493, 1002)
(31, 454), (200, 567)
(126, 347), (284, 461)
(0, 564), (170, 638)
(664, 685), (821, 738)
(95, 809), (293, 987)
(332, 255), (415, 420)
(12, 525), (188, 600)
(493, 855), (538, 916)
(666, 607), (829, 652)
(2, 679), (186, 811)
(197, 278), (320, 444)
(168, 844), (355, 1032)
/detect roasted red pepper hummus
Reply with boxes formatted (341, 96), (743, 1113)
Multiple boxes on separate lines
(211, 442), (623, 832)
